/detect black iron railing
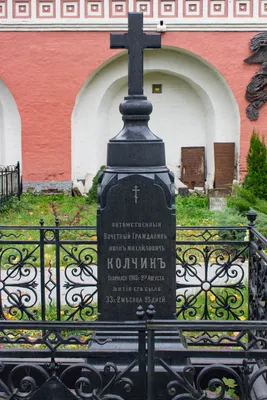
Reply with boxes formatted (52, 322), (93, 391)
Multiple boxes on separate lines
(0, 212), (265, 399)
(0, 162), (21, 206)
(0, 319), (266, 399)
(0, 222), (252, 322)
(175, 225), (249, 321)
(248, 218), (267, 326)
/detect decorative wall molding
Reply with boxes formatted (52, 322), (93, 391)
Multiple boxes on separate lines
(1, 0), (267, 30)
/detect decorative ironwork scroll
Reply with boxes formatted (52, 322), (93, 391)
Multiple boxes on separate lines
(175, 226), (248, 321)
(249, 226), (267, 330)
(0, 360), (135, 400)
(244, 32), (267, 121)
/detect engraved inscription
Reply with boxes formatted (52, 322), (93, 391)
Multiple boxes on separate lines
(102, 217), (170, 309)
(104, 232), (167, 240)
(107, 257), (166, 269)
(97, 175), (176, 320)
(105, 296), (166, 304)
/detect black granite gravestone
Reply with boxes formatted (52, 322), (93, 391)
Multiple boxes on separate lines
(97, 12), (176, 321)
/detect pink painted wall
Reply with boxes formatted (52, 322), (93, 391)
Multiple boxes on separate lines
(0, 31), (263, 183)
(162, 32), (266, 179)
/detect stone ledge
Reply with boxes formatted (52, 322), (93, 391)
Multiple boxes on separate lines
(23, 181), (72, 195)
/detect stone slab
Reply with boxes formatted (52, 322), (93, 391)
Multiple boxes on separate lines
(97, 172), (176, 321)
(209, 197), (227, 211)
(208, 188), (229, 211)
(23, 181), (72, 194)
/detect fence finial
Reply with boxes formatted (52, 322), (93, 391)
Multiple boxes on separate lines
(247, 209), (257, 226)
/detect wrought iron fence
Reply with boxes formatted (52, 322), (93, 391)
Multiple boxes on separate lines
(248, 213), (267, 328)
(0, 319), (266, 399)
(0, 212), (265, 398)
(0, 162), (21, 206)
(175, 225), (249, 321)
(0, 221), (253, 322)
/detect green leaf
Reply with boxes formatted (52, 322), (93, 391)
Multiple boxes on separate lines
(222, 378), (237, 388)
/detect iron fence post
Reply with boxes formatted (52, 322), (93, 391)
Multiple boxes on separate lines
(10, 166), (13, 196)
(247, 210), (258, 322)
(138, 326), (146, 392)
(147, 323), (155, 400)
(40, 219), (46, 321)
(55, 219), (61, 321)
(16, 161), (21, 200)
(5, 166), (8, 204)
(0, 167), (2, 207)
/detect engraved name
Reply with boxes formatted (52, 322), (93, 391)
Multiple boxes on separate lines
(107, 257), (166, 269)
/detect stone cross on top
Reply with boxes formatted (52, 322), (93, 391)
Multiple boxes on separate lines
(110, 13), (161, 96)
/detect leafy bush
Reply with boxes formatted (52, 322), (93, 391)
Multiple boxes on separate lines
(227, 184), (267, 217)
(254, 198), (267, 214)
(213, 205), (267, 238)
(243, 130), (267, 200)
(232, 186), (256, 204)
(227, 196), (251, 214)
(227, 186), (257, 214)
(253, 211), (267, 237)
(213, 207), (247, 240)
(86, 166), (105, 205)
(214, 207), (247, 226)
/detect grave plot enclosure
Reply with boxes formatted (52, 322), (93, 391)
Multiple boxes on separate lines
(0, 218), (265, 400)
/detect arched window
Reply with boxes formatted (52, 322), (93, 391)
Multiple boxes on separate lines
(0, 80), (21, 167)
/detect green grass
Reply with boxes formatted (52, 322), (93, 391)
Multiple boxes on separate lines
(0, 193), (221, 227)
(1, 192), (263, 236)
(0, 193), (97, 226)
(3, 190), (262, 229)
(176, 194), (214, 225)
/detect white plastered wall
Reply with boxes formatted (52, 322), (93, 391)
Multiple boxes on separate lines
(0, 80), (21, 166)
(72, 47), (240, 187)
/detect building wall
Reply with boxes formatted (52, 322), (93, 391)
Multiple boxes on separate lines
(73, 47), (239, 188)
(0, 30), (264, 186)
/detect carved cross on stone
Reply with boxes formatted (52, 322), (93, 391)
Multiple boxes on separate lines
(110, 13), (161, 96)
